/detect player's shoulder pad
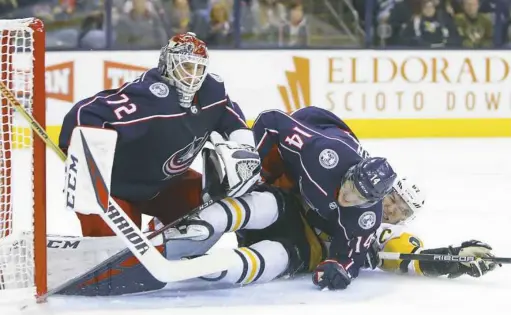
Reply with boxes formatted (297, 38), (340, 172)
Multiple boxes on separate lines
(208, 73), (224, 84)
(308, 138), (360, 177)
(199, 73), (227, 101)
(204, 73), (226, 89)
(129, 68), (174, 100)
(297, 140), (348, 202)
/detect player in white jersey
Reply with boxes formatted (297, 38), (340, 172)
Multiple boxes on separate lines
(364, 178), (498, 278)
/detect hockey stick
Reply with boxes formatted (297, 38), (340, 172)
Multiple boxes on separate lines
(0, 81), (66, 160)
(0, 81), (237, 289)
(379, 252), (511, 264)
(39, 196), (224, 300)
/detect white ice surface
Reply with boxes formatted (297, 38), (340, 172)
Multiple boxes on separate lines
(3, 138), (511, 314)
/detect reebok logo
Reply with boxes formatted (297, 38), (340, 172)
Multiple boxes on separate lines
(46, 61), (74, 102)
(277, 57), (311, 112)
(104, 61), (148, 89)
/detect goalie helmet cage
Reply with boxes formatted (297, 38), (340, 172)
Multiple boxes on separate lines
(0, 18), (47, 302)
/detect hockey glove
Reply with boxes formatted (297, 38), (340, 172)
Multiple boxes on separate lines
(312, 259), (352, 290)
(210, 132), (261, 198)
(420, 240), (499, 278)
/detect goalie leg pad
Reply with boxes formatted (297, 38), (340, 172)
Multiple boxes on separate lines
(76, 197), (142, 237)
(64, 126), (117, 215)
(56, 245), (167, 296)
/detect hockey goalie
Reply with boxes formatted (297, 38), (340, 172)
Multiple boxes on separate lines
(45, 31), (262, 294)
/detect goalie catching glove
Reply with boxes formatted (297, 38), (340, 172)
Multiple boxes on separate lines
(209, 131), (261, 198)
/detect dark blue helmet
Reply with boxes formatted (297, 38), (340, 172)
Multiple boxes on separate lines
(342, 157), (397, 207)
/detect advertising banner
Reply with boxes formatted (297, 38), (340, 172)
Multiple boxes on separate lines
(32, 50), (511, 142)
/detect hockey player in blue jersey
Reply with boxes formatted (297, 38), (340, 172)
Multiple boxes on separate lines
(59, 32), (260, 238)
(249, 106), (398, 290)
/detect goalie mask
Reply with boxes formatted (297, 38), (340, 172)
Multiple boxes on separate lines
(158, 32), (209, 108)
(382, 177), (425, 225)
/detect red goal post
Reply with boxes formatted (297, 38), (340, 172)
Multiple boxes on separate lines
(0, 17), (47, 301)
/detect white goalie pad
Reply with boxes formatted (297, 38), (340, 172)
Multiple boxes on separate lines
(47, 235), (125, 289)
(46, 232), (175, 290)
(50, 128), (239, 289)
(64, 127), (118, 215)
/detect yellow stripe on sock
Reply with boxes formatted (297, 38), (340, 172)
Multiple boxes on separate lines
(225, 198), (243, 231)
(239, 247), (258, 284)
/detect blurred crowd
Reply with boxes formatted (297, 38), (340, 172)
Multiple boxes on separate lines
(0, 0), (311, 49)
(0, 0), (510, 49)
(365, 0), (510, 48)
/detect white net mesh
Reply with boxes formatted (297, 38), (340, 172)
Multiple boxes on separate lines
(0, 18), (36, 299)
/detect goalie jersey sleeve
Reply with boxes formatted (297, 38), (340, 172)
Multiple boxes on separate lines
(376, 223), (425, 275)
(252, 107), (382, 275)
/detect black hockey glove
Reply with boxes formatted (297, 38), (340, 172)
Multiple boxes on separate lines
(363, 238), (381, 270)
(420, 240), (500, 278)
(313, 259), (352, 290)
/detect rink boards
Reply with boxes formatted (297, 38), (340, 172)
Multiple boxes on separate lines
(6, 49), (511, 148)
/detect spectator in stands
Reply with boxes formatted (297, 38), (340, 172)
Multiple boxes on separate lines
(52, 0), (81, 21)
(467, 0), (508, 46)
(401, 0), (451, 47)
(380, 0), (421, 46)
(189, 0), (210, 11)
(239, 0), (257, 36)
(251, 0), (286, 43)
(432, 0), (462, 45)
(79, 9), (106, 49)
(454, 0), (493, 47)
(206, 1), (232, 46)
(279, 2), (308, 47)
(444, 0), (508, 45)
(32, 3), (55, 23)
(168, 0), (192, 35)
(216, 0), (234, 18)
(41, 0), (81, 48)
(114, 0), (167, 49)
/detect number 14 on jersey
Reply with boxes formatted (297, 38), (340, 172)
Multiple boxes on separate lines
(284, 126), (312, 149)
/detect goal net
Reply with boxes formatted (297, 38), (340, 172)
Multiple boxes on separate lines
(0, 18), (46, 302)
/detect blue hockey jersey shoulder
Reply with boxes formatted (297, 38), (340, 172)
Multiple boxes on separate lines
(291, 106), (358, 140)
(197, 73), (227, 105)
